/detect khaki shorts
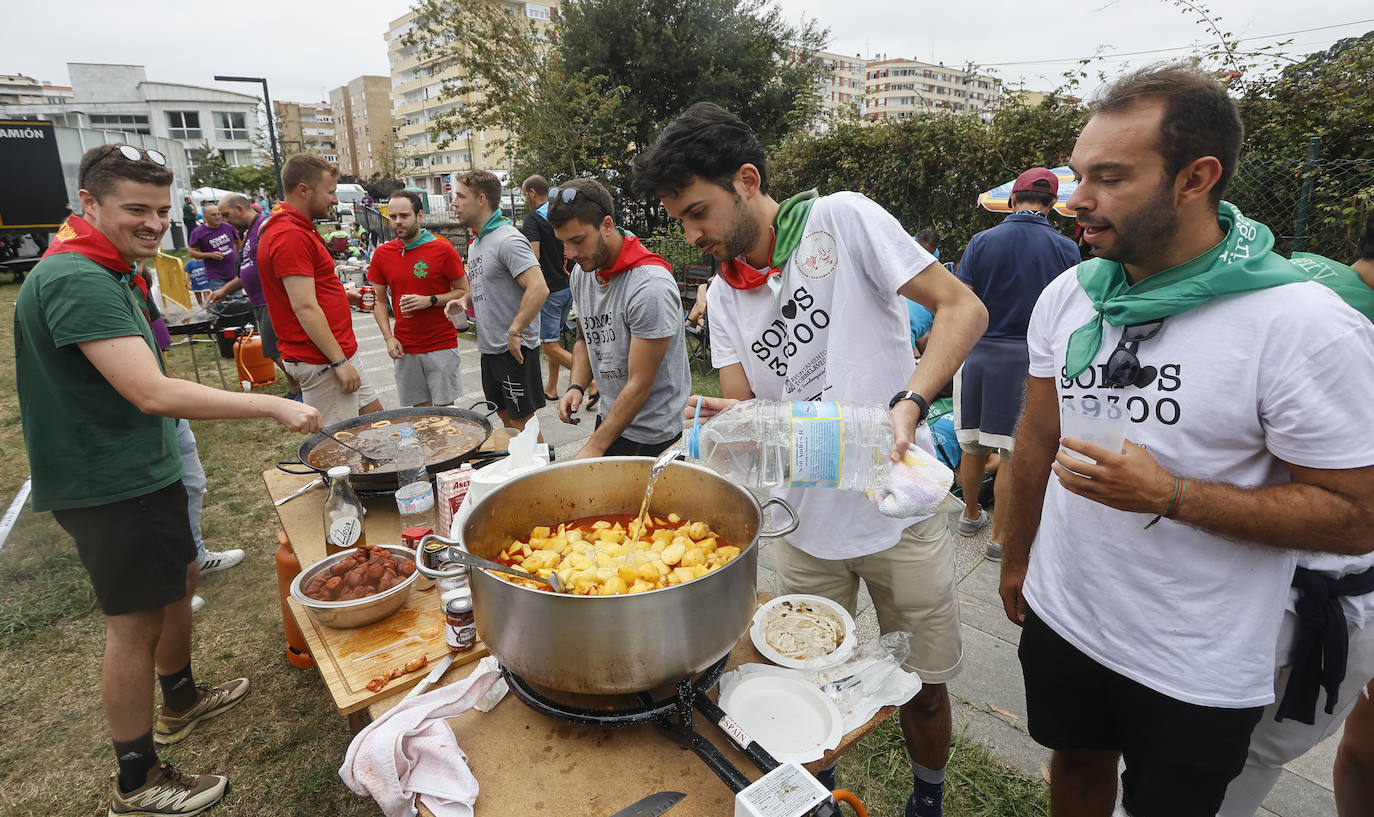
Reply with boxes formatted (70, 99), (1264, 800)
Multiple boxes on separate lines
(283, 353), (380, 427)
(394, 347), (462, 406)
(774, 514), (963, 684)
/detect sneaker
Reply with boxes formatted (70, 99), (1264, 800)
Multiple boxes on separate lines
(153, 678), (250, 746)
(905, 786), (943, 817)
(189, 595), (205, 614)
(198, 549), (244, 574)
(958, 509), (990, 537)
(985, 541), (1003, 560)
(108, 761), (226, 816)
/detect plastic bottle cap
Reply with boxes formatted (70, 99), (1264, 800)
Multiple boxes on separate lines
(326, 466), (352, 478)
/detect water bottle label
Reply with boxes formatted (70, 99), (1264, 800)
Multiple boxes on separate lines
(398, 486), (435, 515)
(789, 401), (843, 487)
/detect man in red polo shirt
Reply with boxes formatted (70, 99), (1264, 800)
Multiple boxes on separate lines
(258, 154), (382, 426)
(368, 189), (469, 406)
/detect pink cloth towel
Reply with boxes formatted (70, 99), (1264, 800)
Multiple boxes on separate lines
(340, 669), (500, 817)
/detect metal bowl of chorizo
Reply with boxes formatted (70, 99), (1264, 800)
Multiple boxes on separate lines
(290, 544), (420, 629)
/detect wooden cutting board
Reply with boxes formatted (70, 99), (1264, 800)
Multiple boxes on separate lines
(288, 584), (489, 715)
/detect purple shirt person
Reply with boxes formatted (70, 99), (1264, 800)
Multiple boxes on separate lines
(188, 203), (239, 284)
(238, 211), (269, 308)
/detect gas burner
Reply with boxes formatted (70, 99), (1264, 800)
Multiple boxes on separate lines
(501, 658), (843, 816)
(501, 657), (728, 727)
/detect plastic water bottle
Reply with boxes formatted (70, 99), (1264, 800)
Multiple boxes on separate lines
(685, 399), (895, 491)
(394, 426), (436, 530)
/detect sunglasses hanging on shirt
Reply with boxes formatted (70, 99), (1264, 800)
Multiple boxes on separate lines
(1103, 319), (1163, 389)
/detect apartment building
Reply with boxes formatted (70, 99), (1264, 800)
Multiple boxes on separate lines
(329, 76), (395, 178)
(0, 75), (73, 106)
(387, 2), (556, 197)
(275, 101), (337, 163)
(0, 63), (262, 167)
(863, 57), (1000, 122)
(809, 51), (867, 133)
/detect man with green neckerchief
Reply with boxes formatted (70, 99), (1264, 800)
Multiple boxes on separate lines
(367, 189), (470, 407)
(1000, 64), (1374, 817)
(448, 169), (548, 431)
(637, 102), (990, 817)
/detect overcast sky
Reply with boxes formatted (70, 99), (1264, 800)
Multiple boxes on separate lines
(6, 0), (1371, 104)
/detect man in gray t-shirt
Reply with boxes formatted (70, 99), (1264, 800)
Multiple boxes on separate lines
(549, 179), (689, 457)
(446, 170), (549, 430)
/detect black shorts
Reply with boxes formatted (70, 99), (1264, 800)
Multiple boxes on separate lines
(1019, 607), (1263, 817)
(52, 480), (196, 616)
(480, 350), (545, 419)
(594, 415), (682, 457)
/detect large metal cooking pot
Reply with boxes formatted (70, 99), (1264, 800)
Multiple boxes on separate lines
(425, 457), (796, 695)
(276, 401), (505, 493)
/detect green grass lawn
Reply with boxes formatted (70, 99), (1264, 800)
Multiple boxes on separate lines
(0, 279), (1047, 816)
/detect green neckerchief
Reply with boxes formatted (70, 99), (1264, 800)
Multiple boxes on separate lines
(764, 189), (818, 299)
(477, 210), (511, 239)
(772, 189), (818, 266)
(402, 228), (438, 252)
(1064, 201), (1309, 379)
(1290, 253), (1374, 323)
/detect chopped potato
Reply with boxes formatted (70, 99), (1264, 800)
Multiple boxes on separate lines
(493, 515), (737, 595)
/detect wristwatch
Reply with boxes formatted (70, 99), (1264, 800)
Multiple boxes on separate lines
(429, 294), (438, 307)
(889, 390), (930, 423)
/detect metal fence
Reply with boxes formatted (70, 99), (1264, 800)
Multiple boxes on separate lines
(1227, 138), (1374, 261)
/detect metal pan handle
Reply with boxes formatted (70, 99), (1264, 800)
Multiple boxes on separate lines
(414, 534), (469, 580)
(276, 460), (317, 475)
(466, 399), (499, 418)
(758, 497), (799, 539)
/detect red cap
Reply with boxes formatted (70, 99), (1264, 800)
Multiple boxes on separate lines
(1012, 167), (1059, 197)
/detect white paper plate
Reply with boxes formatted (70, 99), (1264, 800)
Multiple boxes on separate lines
(750, 594), (856, 670)
(719, 675), (844, 763)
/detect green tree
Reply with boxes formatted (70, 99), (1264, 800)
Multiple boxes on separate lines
(404, 0), (828, 230)
(189, 143), (234, 190)
(225, 165), (278, 198)
(770, 94), (1086, 257)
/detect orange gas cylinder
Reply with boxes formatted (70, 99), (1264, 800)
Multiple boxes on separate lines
(276, 531), (314, 669)
(235, 333), (278, 387)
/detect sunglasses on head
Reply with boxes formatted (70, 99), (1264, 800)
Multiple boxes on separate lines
(95, 144), (168, 168)
(1103, 319), (1163, 388)
(548, 185), (608, 216)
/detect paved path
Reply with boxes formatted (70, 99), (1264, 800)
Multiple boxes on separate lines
(350, 310), (1338, 816)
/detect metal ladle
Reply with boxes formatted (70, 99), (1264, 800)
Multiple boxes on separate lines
(322, 430), (388, 470)
(416, 533), (566, 593)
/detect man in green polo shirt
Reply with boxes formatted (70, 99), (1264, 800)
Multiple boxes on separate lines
(14, 144), (321, 816)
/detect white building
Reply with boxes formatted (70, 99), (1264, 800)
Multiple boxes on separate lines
(0, 63), (265, 170)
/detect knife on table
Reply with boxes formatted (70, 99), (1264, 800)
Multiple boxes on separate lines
(606, 791), (685, 817)
(274, 477), (324, 506)
(401, 653), (456, 702)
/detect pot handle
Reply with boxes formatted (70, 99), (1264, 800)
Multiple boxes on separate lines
(413, 533), (469, 579)
(758, 497), (799, 539)
(277, 460), (316, 475)
(466, 399), (499, 418)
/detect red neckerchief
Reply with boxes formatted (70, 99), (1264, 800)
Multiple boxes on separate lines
(717, 228), (778, 290)
(597, 233), (668, 283)
(43, 215), (131, 275)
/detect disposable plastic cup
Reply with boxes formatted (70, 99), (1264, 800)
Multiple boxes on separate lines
(1059, 396), (1129, 463)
